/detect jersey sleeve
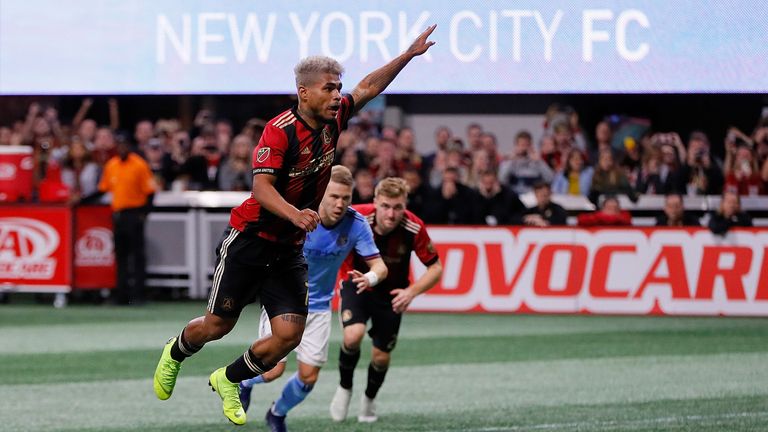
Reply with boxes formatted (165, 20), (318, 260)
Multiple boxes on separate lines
(336, 94), (356, 132)
(353, 218), (380, 260)
(414, 224), (439, 266)
(252, 125), (288, 175)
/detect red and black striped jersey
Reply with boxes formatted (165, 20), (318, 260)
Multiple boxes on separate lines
(343, 203), (439, 295)
(229, 95), (355, 244)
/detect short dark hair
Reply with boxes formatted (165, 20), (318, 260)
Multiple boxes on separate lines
(516, 130), (533, 142)
(601, 194), (620, 208)
(532, 181), (550, 191)
(479, 169), (498, 178)
(689, 130), (710, 146)
(444, 166), (460, 175)
(665, 193), (684, 203)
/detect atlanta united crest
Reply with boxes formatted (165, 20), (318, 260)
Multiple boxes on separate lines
(322, 127), (332, 145)
(221, 297), (234, 312)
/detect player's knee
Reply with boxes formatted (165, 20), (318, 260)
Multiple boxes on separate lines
(271, 330), (302, 354)
(342, 327), (365, 350)
(371, 350), (391, 368)
(298, 369), (320, 386)
(284, 332), (303, 350)
(342, 337), (362, 351)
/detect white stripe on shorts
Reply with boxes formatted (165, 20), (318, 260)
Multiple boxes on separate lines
(207, 228), (240, 312)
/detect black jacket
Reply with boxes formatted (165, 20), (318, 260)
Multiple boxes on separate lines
(655, 213), (701, 227)
(524, 202), (568, 226)
(474, 185), (526, 225)
(708, 212), (752, 235)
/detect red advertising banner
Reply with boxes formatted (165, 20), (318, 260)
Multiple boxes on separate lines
(73, 206), (115, 289)
(0, 205), (72, 291)
(403, 226), (768, 317)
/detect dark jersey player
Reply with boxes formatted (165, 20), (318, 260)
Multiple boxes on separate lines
(153, 26), (437, 427)
(330, 177), (443, 423)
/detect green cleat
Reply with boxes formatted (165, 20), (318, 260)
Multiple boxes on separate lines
(208, 367), (246, 426)
(153, 337), (182, 400)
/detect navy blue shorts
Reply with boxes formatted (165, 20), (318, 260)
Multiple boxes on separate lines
(339, 282), (402, 353)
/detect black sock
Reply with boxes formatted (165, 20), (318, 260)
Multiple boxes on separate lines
(338, 344), (360, 390)
(364, 362), (388, 399)
(225, 349), (273, 383)
(169, 327), (202, 362)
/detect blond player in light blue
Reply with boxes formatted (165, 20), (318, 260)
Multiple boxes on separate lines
(240, 165), (387, 431)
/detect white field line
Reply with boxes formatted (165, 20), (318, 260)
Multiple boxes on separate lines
(430, 410), (768, 431)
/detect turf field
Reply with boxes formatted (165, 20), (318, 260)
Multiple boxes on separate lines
(0, 302), (766, 432)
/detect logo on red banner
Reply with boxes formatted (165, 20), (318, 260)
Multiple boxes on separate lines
(0, 163), (17, 179)
(75, 227), (114, 267)
(0, 217), (60, 279)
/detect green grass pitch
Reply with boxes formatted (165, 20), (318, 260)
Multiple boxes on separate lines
(0, 302), (766, 431)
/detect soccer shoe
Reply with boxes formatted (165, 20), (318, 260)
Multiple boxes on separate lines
(208, 367), (247, 426)
(265, 403), (288, 432)
(330, 386), (352, 422)
(153, 337), (182, 400)
(239, 382), (253, 412)
(358, 394), (377, 423)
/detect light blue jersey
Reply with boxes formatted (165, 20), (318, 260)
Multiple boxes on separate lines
(303, 207), (379, 312)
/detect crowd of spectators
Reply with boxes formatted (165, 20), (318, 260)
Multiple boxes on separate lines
(1, 99), (766, 233)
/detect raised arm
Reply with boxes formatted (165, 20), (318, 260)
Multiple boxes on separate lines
(72, 98), (93, 130)
(108, 98), (120, 130)
(350, 24), (436, 112)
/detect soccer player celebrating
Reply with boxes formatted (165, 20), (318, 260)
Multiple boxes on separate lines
(330, 177), (443, 423)
(152, 26), (437, 426)
(238, 165), (387, 431)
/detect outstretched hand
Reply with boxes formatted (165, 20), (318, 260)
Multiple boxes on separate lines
(407, 24), (437, 57)
(348, 270), (371, 294)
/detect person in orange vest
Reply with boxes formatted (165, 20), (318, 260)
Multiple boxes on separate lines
(96, 136), (156, 305)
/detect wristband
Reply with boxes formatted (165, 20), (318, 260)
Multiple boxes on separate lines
(364, 271), (379, 287)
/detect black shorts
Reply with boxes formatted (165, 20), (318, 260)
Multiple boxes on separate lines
(207, 227), (308, 320)
(339, 281), (402, 353)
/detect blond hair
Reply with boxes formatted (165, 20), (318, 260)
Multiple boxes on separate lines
(375, 177), (410, 199)
(294, 56), (344, 87)
(330, 165), (354, 186)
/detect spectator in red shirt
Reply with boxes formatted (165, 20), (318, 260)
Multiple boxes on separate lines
(577, 195), (632, 227)
(724, 142), (764, 195)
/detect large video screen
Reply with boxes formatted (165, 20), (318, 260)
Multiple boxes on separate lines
(1, 1), (765, 94)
